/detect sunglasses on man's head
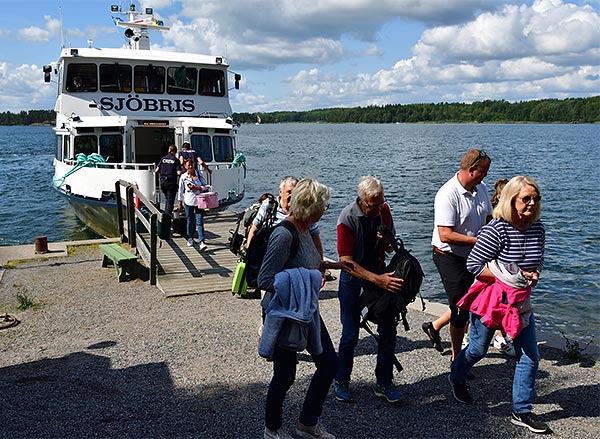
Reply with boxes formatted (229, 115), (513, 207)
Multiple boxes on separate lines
(469, 150), (488, 168)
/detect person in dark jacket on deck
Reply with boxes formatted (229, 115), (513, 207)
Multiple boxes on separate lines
(155, 145), (179, 215)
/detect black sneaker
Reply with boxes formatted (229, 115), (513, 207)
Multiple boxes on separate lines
(448, 374), (473, 404)
(511, 411), (552, 434)
(422, 322), (444, 352)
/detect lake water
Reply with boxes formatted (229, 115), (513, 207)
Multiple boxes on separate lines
(0, 123), (598, 343)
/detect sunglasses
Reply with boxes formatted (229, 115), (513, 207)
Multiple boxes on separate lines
(469, 150), (488, 168)
(520, 195), (542, 204)
(362, 197), (387, 209)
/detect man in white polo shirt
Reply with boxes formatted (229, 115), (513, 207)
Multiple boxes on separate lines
(425, 149), (492, 363)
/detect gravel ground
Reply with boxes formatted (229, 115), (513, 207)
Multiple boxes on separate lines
(0, 246), (598, 439)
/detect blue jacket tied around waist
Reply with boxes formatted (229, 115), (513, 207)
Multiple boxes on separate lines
(258, 267), (323, 359)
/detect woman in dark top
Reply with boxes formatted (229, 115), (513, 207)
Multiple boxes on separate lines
(259, 178), (351, 439)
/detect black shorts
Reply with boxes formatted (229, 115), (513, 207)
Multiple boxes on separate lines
(432, 249), (474, 328)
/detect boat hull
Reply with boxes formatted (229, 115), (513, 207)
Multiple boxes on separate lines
(55, 186), (244, 238)
(55, 188), (121, 237)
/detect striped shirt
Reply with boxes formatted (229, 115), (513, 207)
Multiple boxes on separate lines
(467, 218), (545, 276)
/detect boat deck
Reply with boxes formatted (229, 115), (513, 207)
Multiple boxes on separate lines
(146, 210), (240, 297)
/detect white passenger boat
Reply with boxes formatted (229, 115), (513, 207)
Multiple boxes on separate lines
(45, 3), (245, 237)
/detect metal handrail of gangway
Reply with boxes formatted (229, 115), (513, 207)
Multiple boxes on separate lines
(115, 179), (165, 285)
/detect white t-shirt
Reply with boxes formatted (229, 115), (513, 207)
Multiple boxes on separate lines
(431, 173), (492, 258)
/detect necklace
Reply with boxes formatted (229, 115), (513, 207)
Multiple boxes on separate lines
(516, 232), (528, 260)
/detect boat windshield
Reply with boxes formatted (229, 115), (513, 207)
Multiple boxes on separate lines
(65, 62), (226, 96)
(66, 64), (98, 92)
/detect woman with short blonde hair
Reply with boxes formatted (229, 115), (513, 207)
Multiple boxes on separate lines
(259, 177), (351, 439)
(493, 176), (542, 225)
(289, 178), (330, 223)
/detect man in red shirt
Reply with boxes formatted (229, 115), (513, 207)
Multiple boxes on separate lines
(334, 176), (405, 404)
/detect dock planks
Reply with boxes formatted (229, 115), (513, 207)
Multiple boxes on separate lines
(152, 210), (241, 297)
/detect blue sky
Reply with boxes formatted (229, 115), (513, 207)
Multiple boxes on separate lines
(0, 0), (598, 113)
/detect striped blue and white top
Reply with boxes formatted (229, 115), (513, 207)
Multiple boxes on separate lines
(467, 218), (545, 276)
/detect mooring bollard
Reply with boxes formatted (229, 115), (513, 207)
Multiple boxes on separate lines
(34, 236), (48, 254)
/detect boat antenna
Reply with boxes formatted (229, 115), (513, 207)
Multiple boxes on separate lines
(60, 5), (65, 48)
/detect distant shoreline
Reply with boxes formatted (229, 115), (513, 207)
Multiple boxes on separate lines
(1, 121), (599, 127)
(2, 95), (598, 125)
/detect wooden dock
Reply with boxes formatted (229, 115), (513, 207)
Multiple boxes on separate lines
(144, 210), (241, 297)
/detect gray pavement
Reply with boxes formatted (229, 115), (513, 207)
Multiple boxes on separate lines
(0, 244), (598, 438)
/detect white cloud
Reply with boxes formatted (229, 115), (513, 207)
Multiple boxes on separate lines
(280, 0), (600, 110)
(17, 15), (61, 43)
(0, 62), (55, 112)
(161, 0), (499, 70)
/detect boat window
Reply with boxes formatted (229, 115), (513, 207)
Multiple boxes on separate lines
(134, 65), (165, 94)
(99, 134), (123, 162)
(63, 136), (71, 160)
(65, 63), (97, 92)
(100, 64), (132, 93)
(167, 66), (197, 95)
(191, 135), (213, 162)
(74, 135), (98, 156)
(199, 69), (225, 97)
(55, 136), (62, 161)
(213, 136), (234, 162)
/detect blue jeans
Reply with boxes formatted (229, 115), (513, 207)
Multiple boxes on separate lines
(183, 203), (205, 242)
(336, 272), (397, 387)
(265, 318), (337, 431)
(451, 312), (539, 413)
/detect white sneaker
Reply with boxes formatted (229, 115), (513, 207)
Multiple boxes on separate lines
(198, 242), (208, 251)
(186, 239), (194, 247)
(493, 334), (516, 357)
(264, 427), (293, 439)
(296, 420), (336, 439)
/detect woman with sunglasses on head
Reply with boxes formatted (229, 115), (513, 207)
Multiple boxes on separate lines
(450, 176), (550, 434)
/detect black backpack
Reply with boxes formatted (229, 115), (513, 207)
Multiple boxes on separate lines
(228, 195), (277, 258)
(228, 211), (246, 256)
(245, 220), (300, 288)
(359, 226), (425, 330)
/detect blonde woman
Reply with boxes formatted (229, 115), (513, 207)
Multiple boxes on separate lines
(450, 176), (550, 434)
(258, 178), (352, 439)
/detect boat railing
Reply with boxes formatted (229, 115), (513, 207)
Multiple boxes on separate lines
(197, 111), (231, 119)
(115, 179), (164, 286)
(63, 159), (155, 171)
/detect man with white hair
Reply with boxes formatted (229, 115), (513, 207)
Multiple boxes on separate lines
(334, 176), (405, 404)
(247, 176), (323, 257)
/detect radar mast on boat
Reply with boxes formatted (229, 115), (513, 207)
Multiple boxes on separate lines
(110, 3), (169, 50)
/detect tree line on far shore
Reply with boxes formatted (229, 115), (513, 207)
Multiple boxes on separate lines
(238, 96), (599, 124)
(1, 96), (598, 126)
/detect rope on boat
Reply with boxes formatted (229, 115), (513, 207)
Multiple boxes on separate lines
(53, 153), (107, 188)
(232, 153), (246, 178)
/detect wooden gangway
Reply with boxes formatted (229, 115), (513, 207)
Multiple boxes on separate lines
(116, 180), (241, 297)
(139, 210), (241, 297)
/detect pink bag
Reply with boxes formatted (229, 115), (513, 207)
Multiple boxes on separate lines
(196, 192), (219, 209)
